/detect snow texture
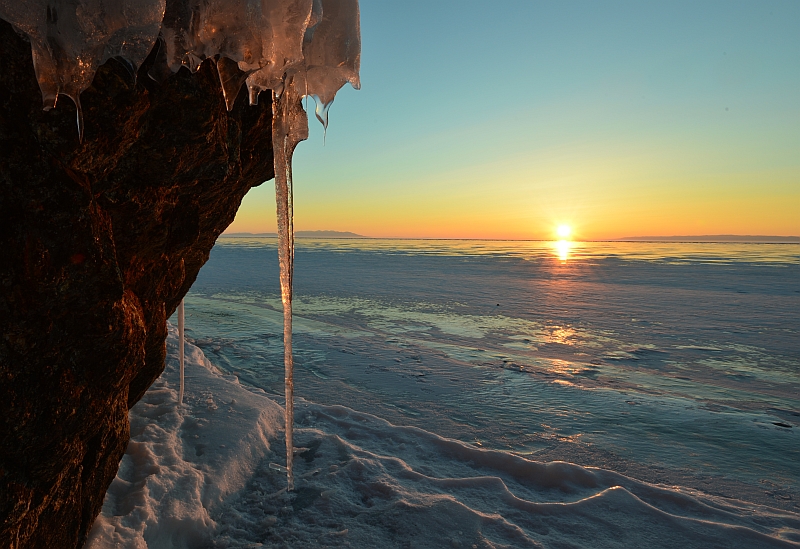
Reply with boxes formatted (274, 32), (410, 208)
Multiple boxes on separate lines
(86, 323), (800, 549)
(85, 324), (284, 549)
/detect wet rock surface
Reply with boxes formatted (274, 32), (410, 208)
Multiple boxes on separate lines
(0, 17), (274, 548)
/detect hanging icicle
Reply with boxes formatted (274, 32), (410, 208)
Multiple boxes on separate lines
(272, 74), (309, 492)
(178, 298), (185, 406)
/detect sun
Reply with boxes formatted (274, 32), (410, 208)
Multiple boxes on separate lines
(556, 225), (572, 239)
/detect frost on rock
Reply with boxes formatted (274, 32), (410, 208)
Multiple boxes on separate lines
(0, 0), (360, 490)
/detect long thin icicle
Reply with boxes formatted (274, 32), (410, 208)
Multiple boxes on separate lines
(273, 75), (308, 491)
(178, 298), (185, 405)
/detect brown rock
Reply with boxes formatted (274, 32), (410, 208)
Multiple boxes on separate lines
(0, 18), (274, 548)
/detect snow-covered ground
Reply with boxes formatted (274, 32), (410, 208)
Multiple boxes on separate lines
(85, 325), (283, 549)
(86, 324), (800, 548)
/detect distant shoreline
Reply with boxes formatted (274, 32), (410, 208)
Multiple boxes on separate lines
(221, 233), (800, 244)
(613, 235), (800, 243)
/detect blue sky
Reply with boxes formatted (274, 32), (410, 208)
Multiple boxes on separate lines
(229, 0), (800, 239)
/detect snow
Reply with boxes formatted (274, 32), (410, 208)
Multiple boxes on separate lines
(86, 322), (800, 548)
(85, 324), (283, 549)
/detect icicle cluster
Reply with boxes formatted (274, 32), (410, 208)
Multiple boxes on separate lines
(0, 0), (360, 135)
(0, 0), (166, 138)
(0, 0), (360, 490)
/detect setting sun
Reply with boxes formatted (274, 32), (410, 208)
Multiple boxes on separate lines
(556, 225), (572, 239)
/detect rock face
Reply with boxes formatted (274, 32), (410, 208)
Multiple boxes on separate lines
(0, 18), (274, 548)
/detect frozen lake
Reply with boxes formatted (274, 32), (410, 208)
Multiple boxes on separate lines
(185, 238), (800, 510)
(89, 238), (800, 548)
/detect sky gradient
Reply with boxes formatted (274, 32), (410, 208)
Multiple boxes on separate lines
(227, 0), (800, 240)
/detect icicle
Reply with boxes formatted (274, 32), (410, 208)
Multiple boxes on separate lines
(178, 298), (185, 405)
(272, 74), (309, 491)
(216, 57), (250, 112)
(67, 94), (84, 143)
(248, 85), (260, 106)
(311, 95), (333, 142)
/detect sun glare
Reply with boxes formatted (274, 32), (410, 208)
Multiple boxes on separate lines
(555, 240), (571, 262)
(556, 225), (572, 239)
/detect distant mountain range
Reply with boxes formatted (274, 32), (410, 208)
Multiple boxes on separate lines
(222, 230), (365, 238)
(616, 235), (800, 243)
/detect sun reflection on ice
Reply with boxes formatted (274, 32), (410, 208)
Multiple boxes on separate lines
(554, 240), (572, 262)
(547, 326), (576, 345)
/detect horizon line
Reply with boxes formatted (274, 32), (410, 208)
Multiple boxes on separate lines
(221, 232), (800, 243)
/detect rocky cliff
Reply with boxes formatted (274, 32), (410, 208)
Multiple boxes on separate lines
(0, 18), (274, 548)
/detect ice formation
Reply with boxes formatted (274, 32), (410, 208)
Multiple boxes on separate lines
(0, 0), (167, 140)
(178, 297), (185, 405)
(0, 0), (360, 488)
(271, 77), (303, 491)
(0, 0), (360, 137)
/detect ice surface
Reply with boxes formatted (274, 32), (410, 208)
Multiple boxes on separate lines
(87, 326), (800, 548)
(189, 239), (800, 509)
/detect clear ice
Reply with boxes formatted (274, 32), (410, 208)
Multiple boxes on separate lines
(0, 0), (360, 489)
(178, 297), (185, 405)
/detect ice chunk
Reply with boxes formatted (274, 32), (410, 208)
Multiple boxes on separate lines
(216, 56), (249, 111)
(247, 0), (360, 122)
(244, 0), (315, 104)
(264, 2), (360, 489)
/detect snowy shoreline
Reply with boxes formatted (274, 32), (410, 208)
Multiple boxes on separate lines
(87, 325), (800, 548)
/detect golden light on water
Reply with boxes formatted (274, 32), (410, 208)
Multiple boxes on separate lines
(555, 239), (572, 262)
